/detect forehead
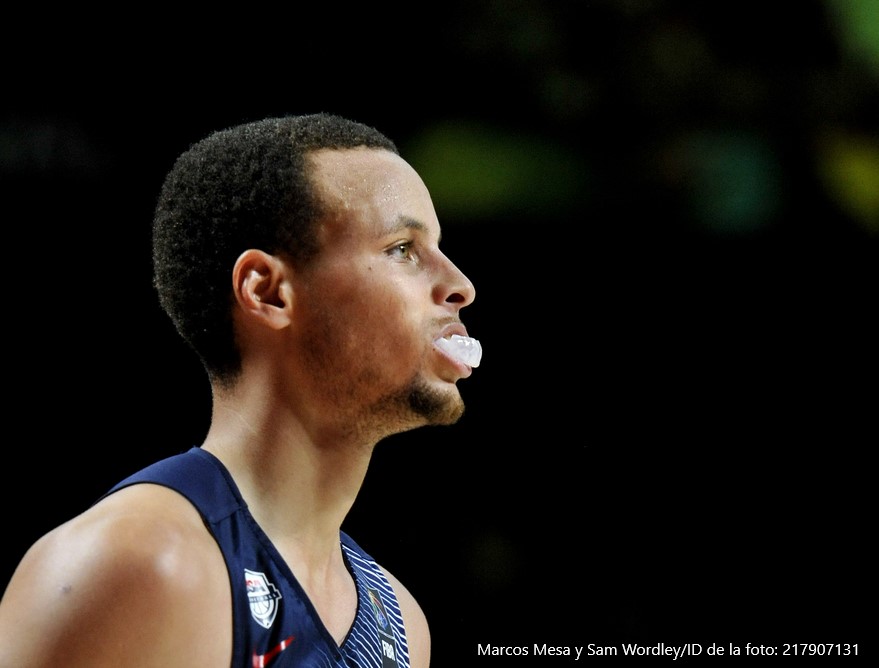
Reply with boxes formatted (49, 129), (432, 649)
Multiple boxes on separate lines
(308, 148), (438, 235)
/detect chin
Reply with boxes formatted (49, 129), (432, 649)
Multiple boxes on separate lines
(408, 385), (465, 425)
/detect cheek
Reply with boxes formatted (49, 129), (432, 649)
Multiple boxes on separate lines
(303, 269), (425, 370)
(360, 303), (423, 367)
(349, 307), (426, 382)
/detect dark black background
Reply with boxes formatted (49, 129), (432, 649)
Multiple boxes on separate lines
(2, 1), (875, 662)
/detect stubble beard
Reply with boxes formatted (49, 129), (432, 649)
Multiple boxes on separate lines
(335, 378), (465, 448)
(302, 317), (465, 440)
(304, 354), (466, 444)
(368, 373), (465, 436)
(405, 376), (466, 426)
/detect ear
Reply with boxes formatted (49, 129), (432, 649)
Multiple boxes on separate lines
(231, 249), (293, 330)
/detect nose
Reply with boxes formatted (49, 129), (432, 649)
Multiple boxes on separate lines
(435, 253), (476, 308)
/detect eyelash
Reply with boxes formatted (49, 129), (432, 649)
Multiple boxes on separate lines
(388, 241), (416, 261)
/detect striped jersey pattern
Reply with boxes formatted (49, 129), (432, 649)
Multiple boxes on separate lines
(102, 446), (410, 668)
(341, 537), (410, 667)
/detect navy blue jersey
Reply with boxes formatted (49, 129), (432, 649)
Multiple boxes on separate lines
(103, 447), (409, 668)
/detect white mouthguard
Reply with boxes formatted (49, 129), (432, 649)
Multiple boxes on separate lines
(435, 334), (482, 368)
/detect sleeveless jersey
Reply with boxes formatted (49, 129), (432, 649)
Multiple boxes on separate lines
(103, 447), (410, 668)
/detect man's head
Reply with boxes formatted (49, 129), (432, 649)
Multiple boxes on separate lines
(153, 114), (399, 384)
(153, 114), (477, 436)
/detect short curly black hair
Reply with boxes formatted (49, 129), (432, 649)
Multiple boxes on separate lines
(152, 113), (399, 385)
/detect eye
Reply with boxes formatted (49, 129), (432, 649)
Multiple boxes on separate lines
(387, 241), (416, 262)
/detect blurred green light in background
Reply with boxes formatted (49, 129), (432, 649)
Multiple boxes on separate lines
(817, 132), (879, 234)
(674, 130), (782, 235)
(826, 0), (879, 74)
(404, 121), (588, 222)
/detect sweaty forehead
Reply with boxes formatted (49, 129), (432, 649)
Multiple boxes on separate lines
(308, 147), (434, 220)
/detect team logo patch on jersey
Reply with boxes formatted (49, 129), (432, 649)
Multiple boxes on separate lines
(367, 588), (390, 631)
(245, 569), (282, 629)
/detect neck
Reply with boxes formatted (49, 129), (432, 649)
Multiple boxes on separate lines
(201, 385), (375, 558)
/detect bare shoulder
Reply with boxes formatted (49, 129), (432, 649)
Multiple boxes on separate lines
(381, 566), (431, 668)
(0, 484), (231, 668)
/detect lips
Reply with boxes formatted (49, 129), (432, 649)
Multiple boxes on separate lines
(434, 334), (482, 368)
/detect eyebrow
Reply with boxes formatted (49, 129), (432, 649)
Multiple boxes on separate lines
(390, 216), (441, 243)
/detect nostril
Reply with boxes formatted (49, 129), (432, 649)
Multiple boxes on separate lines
(446, 292), (467, 304)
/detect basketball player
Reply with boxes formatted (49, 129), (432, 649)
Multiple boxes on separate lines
(0, 113), (481, 667)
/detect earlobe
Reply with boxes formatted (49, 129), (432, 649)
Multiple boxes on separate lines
(232, 249), (292, 329)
